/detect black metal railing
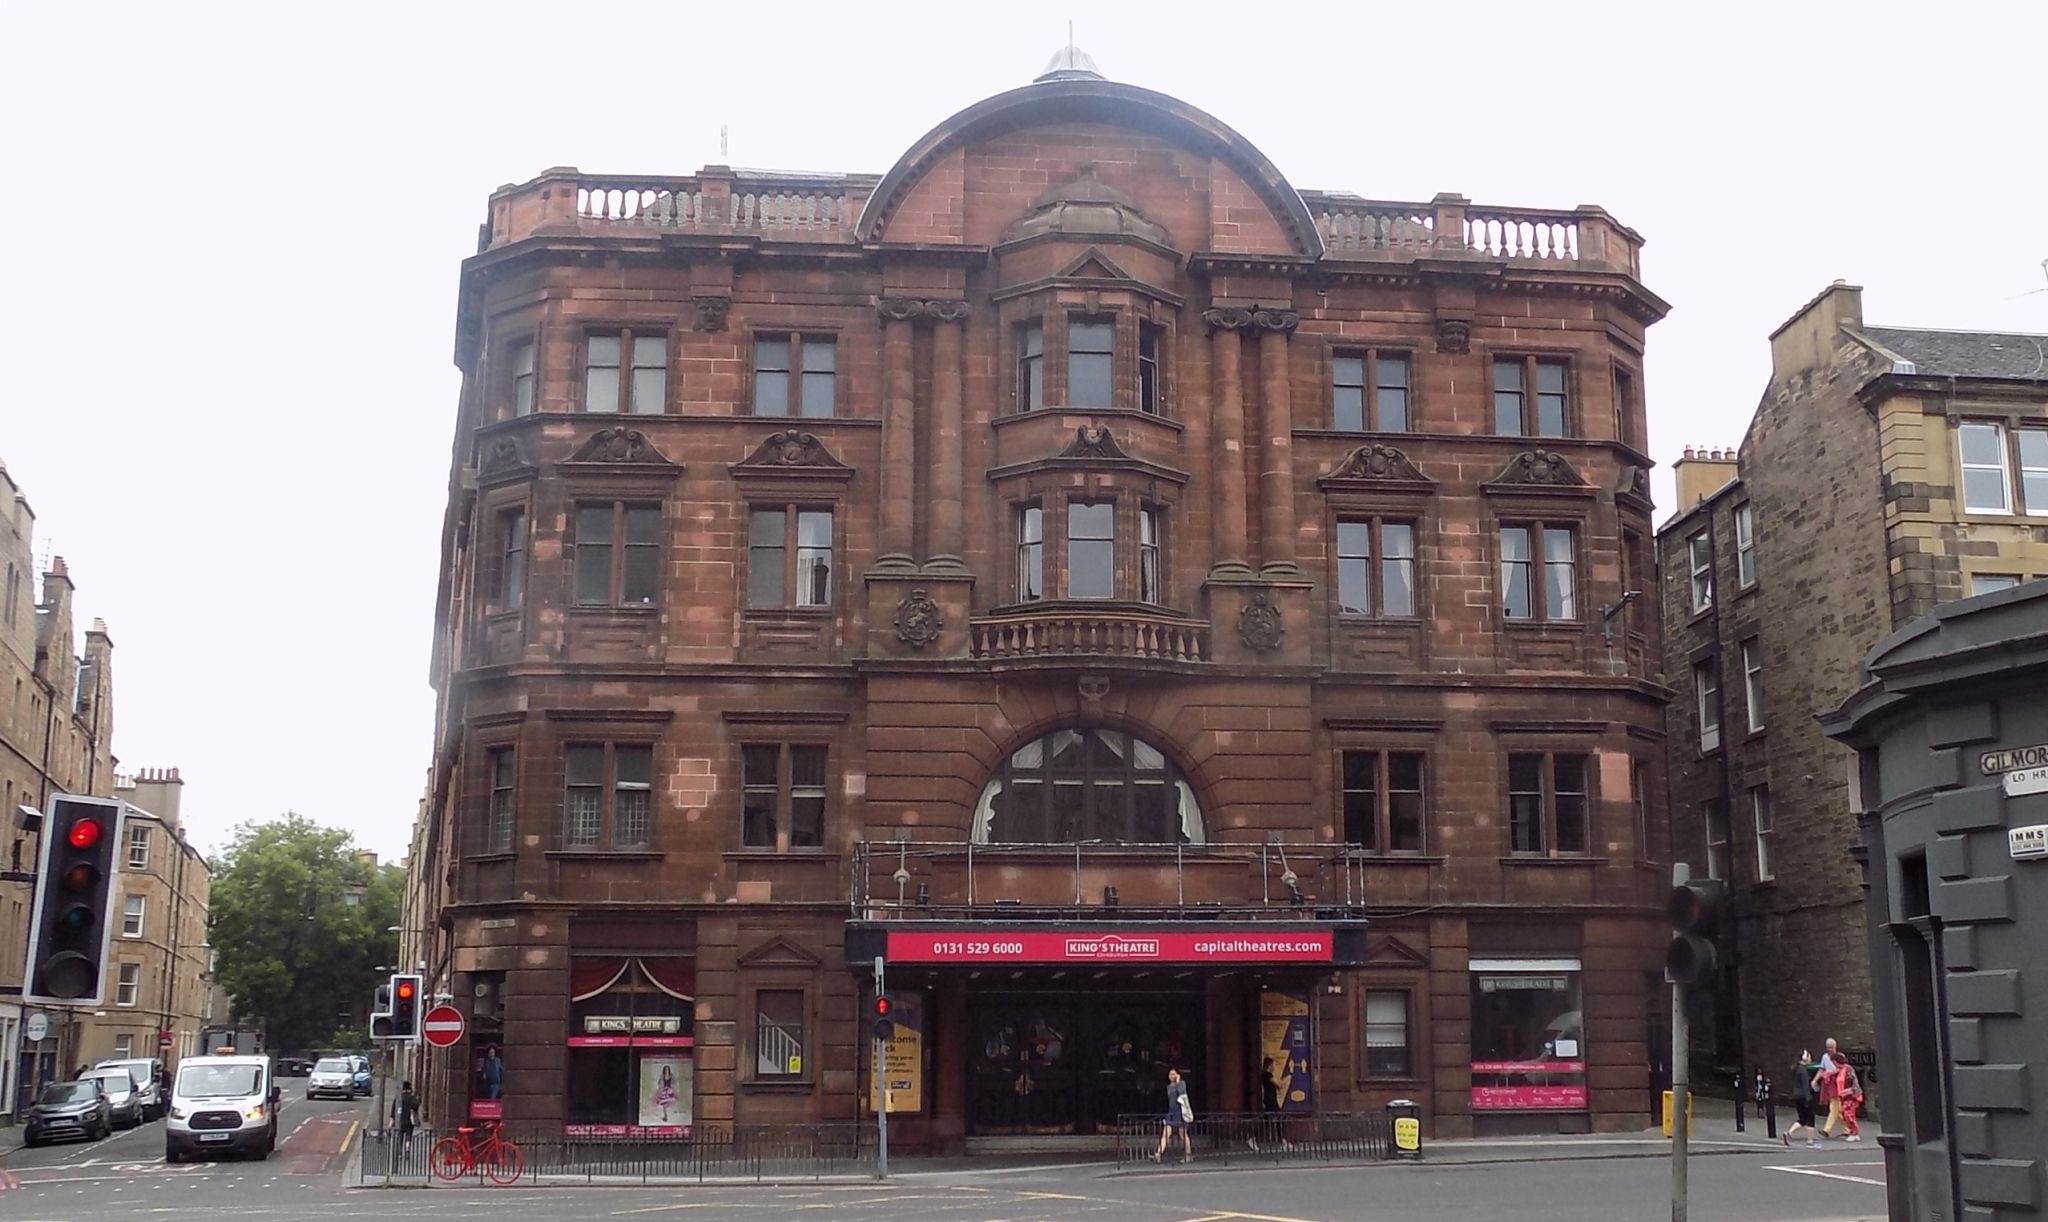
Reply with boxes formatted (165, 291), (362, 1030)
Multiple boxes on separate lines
(1113, 1111), (1392, 1168)
(355, 1122), (876, 1186)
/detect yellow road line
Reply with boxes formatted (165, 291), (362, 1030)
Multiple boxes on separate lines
(338, 1119), (360, 1155)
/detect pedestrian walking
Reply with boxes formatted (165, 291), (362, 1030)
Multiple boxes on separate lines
(391, 1080), (420, 1155)
(1834, 1060), (1865, 1141)
(1816, 1046), (1844, 1140)
(1154, 1067), (1194, 1164)
(1248, 1057), (1281, 1151)
(1780, 1050), (1823, 1149)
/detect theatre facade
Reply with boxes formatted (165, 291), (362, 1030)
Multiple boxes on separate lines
(413, 50), (1673, 1146)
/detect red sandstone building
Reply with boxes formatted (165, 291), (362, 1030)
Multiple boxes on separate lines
(415, 49), (1673, 1146)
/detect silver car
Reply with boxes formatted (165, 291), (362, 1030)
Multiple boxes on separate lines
(305, 1056), (357, 1100)
(79, 1067), (142, 1127)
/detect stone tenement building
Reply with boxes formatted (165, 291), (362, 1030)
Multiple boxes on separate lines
(0, 459), (117, 1118)
(418, 50), (1673, 1147)
(72, 768), (225, 1069)
(1658, 281), (2048, 1087)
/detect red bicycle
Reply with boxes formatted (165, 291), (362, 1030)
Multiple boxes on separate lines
(430, 1120), (523, 1185)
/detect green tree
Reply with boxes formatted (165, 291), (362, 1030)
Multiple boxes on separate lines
(208, 813), (401, 1054)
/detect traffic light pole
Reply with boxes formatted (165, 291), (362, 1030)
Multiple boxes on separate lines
(873, 955), (888, 1180)
(1670, 978), (1688, 1222)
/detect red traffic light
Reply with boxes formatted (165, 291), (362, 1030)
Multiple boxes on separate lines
(874, 996), (890, 1017)
(68, 818), (104, 849)
(397, 980), (416, 1000)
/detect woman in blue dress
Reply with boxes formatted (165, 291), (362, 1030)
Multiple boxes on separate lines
(1153, 1068), (1193, 1163)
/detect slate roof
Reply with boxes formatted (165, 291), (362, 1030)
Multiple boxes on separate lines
(1857, 326), (2048, 381)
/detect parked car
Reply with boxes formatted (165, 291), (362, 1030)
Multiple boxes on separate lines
(78, 1066), (142, 1128)
(25, 1079), (112, 1146)
(277, 1057), (313, 1077)
(166, 1055), (277, 1162)
(93, 1058), (166, 1121)
(305, 1057), (358, 1100)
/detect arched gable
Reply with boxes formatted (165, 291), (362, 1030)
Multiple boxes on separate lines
(856, 78), (1322, 259)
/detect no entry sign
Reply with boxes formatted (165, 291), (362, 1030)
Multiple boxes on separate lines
(422, 1005), (466, 1047)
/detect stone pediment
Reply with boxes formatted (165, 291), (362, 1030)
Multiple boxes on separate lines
(1484, 449), (1589, 491)
(1318, 443), (1432, 487)
(564, 428), (678, 467)
(737, 935), (822, 970)
(1366, 936), (1430, 968)
(1054, 247), (1136, 283)
(475, 434), (536, 487)
(735, 429), (848, 470)
(1060, 425), (1130, 461)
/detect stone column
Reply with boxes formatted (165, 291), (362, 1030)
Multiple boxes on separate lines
(926, 300), (969, 573)
(1255, 308), (1301, 577)
(1203, 307), (1254, 579)
(875, 297), (922, 571)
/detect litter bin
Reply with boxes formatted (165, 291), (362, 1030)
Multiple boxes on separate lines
(1387, 1098), (1422, 1159)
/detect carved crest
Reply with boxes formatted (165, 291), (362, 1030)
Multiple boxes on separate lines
(739, 430), (847, 469)
(478, 436), (528, 476)
(893, 588), (943, 649)
(693, 295), (730, 332)
(1435, 317), (1471, 354)
(1490, 449), (1587, 488)
(1238, 591), (1284, 653)
(1060, 425), (1129, 461)
(1322, 443), (1430, 484)
(567, 428), (674, 465)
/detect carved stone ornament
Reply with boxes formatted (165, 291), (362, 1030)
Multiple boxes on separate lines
(876, 296), (926, 323)
(1491, 449), (1587, 487)
(1324, 443), (1429, 483)
(1616, 465), (1652, 501)
(693, 295), (731, 332)
(567, 428), (674, 465)
(1059, 425), (1130, 461)
(478, 436), (528, 476)
(739, 429), (847, 468)
(893, 587), (942, 649)
(923, 298), (970, 324)
(1201, 306), (1254, 332)
(1435, 318), (1471, 354)
(1077, 674), (1110, 703)
(1237, 590), (1284, 653)
(1252, 308), (1300, 335)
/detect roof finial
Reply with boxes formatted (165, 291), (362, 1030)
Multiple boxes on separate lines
(1035, 30), (1104, 83)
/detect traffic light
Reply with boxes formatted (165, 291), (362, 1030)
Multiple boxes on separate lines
(390, 974), (422, 1040)
(23, 795), (126, 1006)
(872, 994), (893, 1041)
(1665, 879), (1726, 986)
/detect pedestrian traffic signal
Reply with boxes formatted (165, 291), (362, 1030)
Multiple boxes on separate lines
(872, 994), (893, 1041)
(24, 795), (126, 1006)
(1665, 879), (1726, 986)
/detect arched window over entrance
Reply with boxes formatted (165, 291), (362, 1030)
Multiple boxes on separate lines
(970, 728), (1205, 845)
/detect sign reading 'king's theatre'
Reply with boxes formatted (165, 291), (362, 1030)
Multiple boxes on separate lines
(883, 928), (1337, 965)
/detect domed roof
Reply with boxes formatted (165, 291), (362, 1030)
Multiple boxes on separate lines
(1035, 44), (1104, 83)
(1001, 165), (1173, 247)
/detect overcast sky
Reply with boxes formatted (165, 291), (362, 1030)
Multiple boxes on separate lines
(2, 3), (2041, 861)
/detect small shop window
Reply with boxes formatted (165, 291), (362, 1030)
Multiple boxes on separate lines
(1469, 960), (1585, 1111)
(566, 957), (696, 1135)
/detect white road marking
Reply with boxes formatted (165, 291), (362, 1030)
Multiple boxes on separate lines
(1765, 1161), (1887, 1186)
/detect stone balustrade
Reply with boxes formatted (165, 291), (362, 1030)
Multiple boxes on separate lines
(970, 607), (1210, 663)
(1302, 191), (1643, 275)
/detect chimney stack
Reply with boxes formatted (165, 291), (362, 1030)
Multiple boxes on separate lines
(1673, 445), (1739, 508)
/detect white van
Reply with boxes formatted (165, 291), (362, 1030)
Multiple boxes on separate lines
(166, 1055), (279, 1162)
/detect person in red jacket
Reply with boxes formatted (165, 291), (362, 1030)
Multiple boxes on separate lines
(1834, 1061), (1865, 1141)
